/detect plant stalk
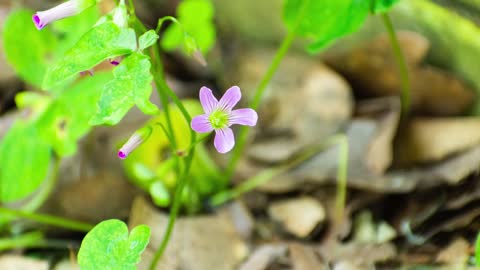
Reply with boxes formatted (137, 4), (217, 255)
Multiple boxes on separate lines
(0, 208), (93, 232)
(223, 29), (297, 182)
(381, 13), (411, 115)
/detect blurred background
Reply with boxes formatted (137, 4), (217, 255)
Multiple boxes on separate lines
(2, 0), (480, 269)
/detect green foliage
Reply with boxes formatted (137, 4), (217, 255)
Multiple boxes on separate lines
(0, 122), (51, 202)
(0, 73), (112, 202)
(2, 8), (99, 88)
(372, 0), (401, 14)
(283, 0), (370, 53)
(3, 9), (56, 87)
(283, 0), (401, 53)
(123, 100), (224, 211)
(43, 22), (137, 89)
(90, 52), (158, 126)
(36, 73), (113, 156)
(78, 219), (150, 270)
(139, 30), (159, 51)
(161, 0), (216, 54)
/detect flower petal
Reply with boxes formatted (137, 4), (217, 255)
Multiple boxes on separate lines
(214, 128), (235, 154)
(229, 108), (258, 127)
(191, 114), (213, 133)
(218, 86), (241, 111)
(199, 86), (218, 114)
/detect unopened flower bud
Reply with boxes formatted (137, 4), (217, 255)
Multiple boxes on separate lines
(118, 126), (152, 159)
(33, 0), (98, 30)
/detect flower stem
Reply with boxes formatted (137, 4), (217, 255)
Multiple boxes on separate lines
(381, 12), (411, 115)
(0, 207), (93, 232)
(0, 231), (80, 251)
(131, 14), (198, 269)
(149, 149), (195, 270)
(223, 29), (297, 182)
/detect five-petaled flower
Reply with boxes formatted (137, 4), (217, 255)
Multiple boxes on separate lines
(191, 86), (258, 154)
(33, 0), (96, 30)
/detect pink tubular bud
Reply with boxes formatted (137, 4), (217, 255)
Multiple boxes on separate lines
(117, 126), (153, 159)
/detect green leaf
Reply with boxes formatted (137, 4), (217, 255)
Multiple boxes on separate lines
(90, 52), (158, 126)
(0, 122), (51, 202)
(2, 8), (100, 88)
(283, 0), (370, 53)
(150, 181), (171, 207)
(36, 73), (113, 156)
(2, 9), (57, 87)
(78, 219), (150, 270)
(161, 0), (216, 54)
(372, 0), (401, 14)
(138, 30), (159, 51)
(43, 22), (137, 89)
(51, 6), (100, 55)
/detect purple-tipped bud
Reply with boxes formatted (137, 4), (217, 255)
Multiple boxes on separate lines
(32, 0), (97, 30)
(117, 126), (153, 159)
(33, 0), (79, 30)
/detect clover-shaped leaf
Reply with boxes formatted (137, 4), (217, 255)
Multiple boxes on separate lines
(43, 21), (137, 89)
(90, 52), (158, 126)
(78, 219), (150, 270)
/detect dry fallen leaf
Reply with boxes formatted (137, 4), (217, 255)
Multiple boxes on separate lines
(395, 117), (480, 164)
(238, 244), (288, 270)
(289, 243), (326, 270)
(268, 197), (326, 238)
(0, 255), (48, 270)
(325, 31), (474, 116)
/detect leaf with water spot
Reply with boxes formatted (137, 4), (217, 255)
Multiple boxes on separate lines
(90, 52), (158, 126)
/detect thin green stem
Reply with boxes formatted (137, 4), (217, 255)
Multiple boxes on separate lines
(211, 134), (349, 209)
(0, 208), (94, 232)
(330, 135), (349, 225)
(0, 231), (44, 251)
(131, 13), (198, 270)
(381, 13), (411, 115)
(0, 231), (79, 251)
(149, 148), (195, 270)
(223, 29), (297, 181)
(155, 16), (181, 34)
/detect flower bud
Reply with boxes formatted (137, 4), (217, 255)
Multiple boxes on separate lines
(33, 0), (98, 30)
(118, 126), (152, 159)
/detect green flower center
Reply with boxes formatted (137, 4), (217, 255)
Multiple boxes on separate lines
(209, 110), (229, 129)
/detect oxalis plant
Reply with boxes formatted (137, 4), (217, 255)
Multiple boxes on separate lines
(0, 0), (407, 269)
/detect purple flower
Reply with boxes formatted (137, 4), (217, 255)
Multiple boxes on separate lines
(191, 86), (258, 154)
(32, 0), (95, 30)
